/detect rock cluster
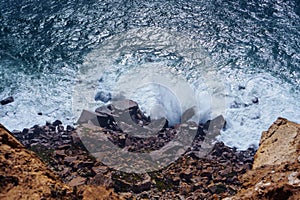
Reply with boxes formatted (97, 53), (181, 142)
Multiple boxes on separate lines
(6, 99), (257, 199)
(0, 124), (121, 200)
(3, 100), (300, 199)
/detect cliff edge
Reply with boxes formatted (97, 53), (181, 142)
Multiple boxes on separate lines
(227, 117), (300, 199)
(0, 124), (119, 200)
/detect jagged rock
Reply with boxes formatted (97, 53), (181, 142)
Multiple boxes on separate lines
(113, 173), (152, 193)
(0, 124), (74, 199)
(111, 99), (138, 111)
(0, 123), (120, 200)
(68, 176), (86, 187)
(77, 109), (112, 128)
(253, 117), (300, 169)
(227, 118), (300, 200)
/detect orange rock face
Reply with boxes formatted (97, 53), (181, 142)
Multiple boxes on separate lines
(253, 117), (300, 169)
(227, 118), (300, 200)
(0, 124), (74, 200)
(0, 124), (120, 200)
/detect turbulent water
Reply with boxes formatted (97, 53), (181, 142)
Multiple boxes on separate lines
(1, 0), (300, 149)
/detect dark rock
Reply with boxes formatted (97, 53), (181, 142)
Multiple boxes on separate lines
(77, 110), (112, 128)
(57, 125), (64, 132)
(22, 128), (29, 134)
(180, 169), (193, 182)
(113, 173), (152, 193)
(208, 184), (227, 194)
(181, 107), (196, 122)
(53, 120), (62, 127)
(37, 112), (43, 115)
(0, 96), (14, 105)
(33, 126), (43, 135)
(111, 99), (138, 111)
(94, 91), (111, 103)
(252, 97), (259, 104)
(11, 130), (21, 135)
(66, 125), (75, 132)
(238, 85), (246, 90)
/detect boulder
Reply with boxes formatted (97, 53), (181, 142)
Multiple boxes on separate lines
(77, 109), (112, 128)
(0, 96), (14, 105)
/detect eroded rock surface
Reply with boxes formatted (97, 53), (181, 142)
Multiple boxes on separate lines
(228, 118), (300, 200)
(0, 124), (120, 200)
(0, 124), (74, 200)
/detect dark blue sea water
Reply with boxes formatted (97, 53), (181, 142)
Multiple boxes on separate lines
(1, 0), (300, 149)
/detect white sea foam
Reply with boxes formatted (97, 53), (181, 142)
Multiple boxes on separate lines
(0, 69), (76, 131)
(1, 27), (300, 151)
(74, 27), (300, 150)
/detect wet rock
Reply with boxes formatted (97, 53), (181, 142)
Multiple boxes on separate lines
(252, 97), (259, 104)
(0, 96), (14, 105)
(181, 107), (196, 123)
(53, 120), (62, 127)
(94, 91), (111, 103)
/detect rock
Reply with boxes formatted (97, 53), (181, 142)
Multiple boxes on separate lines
(78, 185), (120, 200)
(111, 99), (138, 111)
(68, 176), (86, 187)
(94, 91), (111, 103)
(0, 123), (75, 199)
(253, 117), (300, 169)
(66, 125), (75, 132)
(95, 105), (114, 117)
(179, 169), (193, 181)
(53, 120), (62, 127)
(251, 97), (259, 104)
(181, 107), (196, 123)
(0, 96), (14, 105)
(204, 115), (226, 137)
(77, 109), (112, 128)
(228, 118), (300, 199)
(113, 173), (152, 193)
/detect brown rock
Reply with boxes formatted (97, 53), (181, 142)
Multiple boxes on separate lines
(79, 185), (121, 200)
(253, 117), (300, 169)
(0, 124), (74, 199)
(68, 176), (86, 187)
(227, 118), (300, 200)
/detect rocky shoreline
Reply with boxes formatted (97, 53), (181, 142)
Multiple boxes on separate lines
(1, 99), (300, 199)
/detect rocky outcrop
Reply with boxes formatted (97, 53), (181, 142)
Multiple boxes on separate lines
(0, 124), (74, 200)
(253, 117), (300, 169)
(227, 118), (300, 200)
(0, 124), (120, 200)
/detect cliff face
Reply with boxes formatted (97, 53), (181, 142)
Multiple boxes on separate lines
(0, 124), (74, 199)
(0, 124), (119, 200)
(1, 117), (299, 200)
(227, 118), (300, 200)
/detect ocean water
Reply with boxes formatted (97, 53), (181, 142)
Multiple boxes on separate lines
(1, 0), (300, 150)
